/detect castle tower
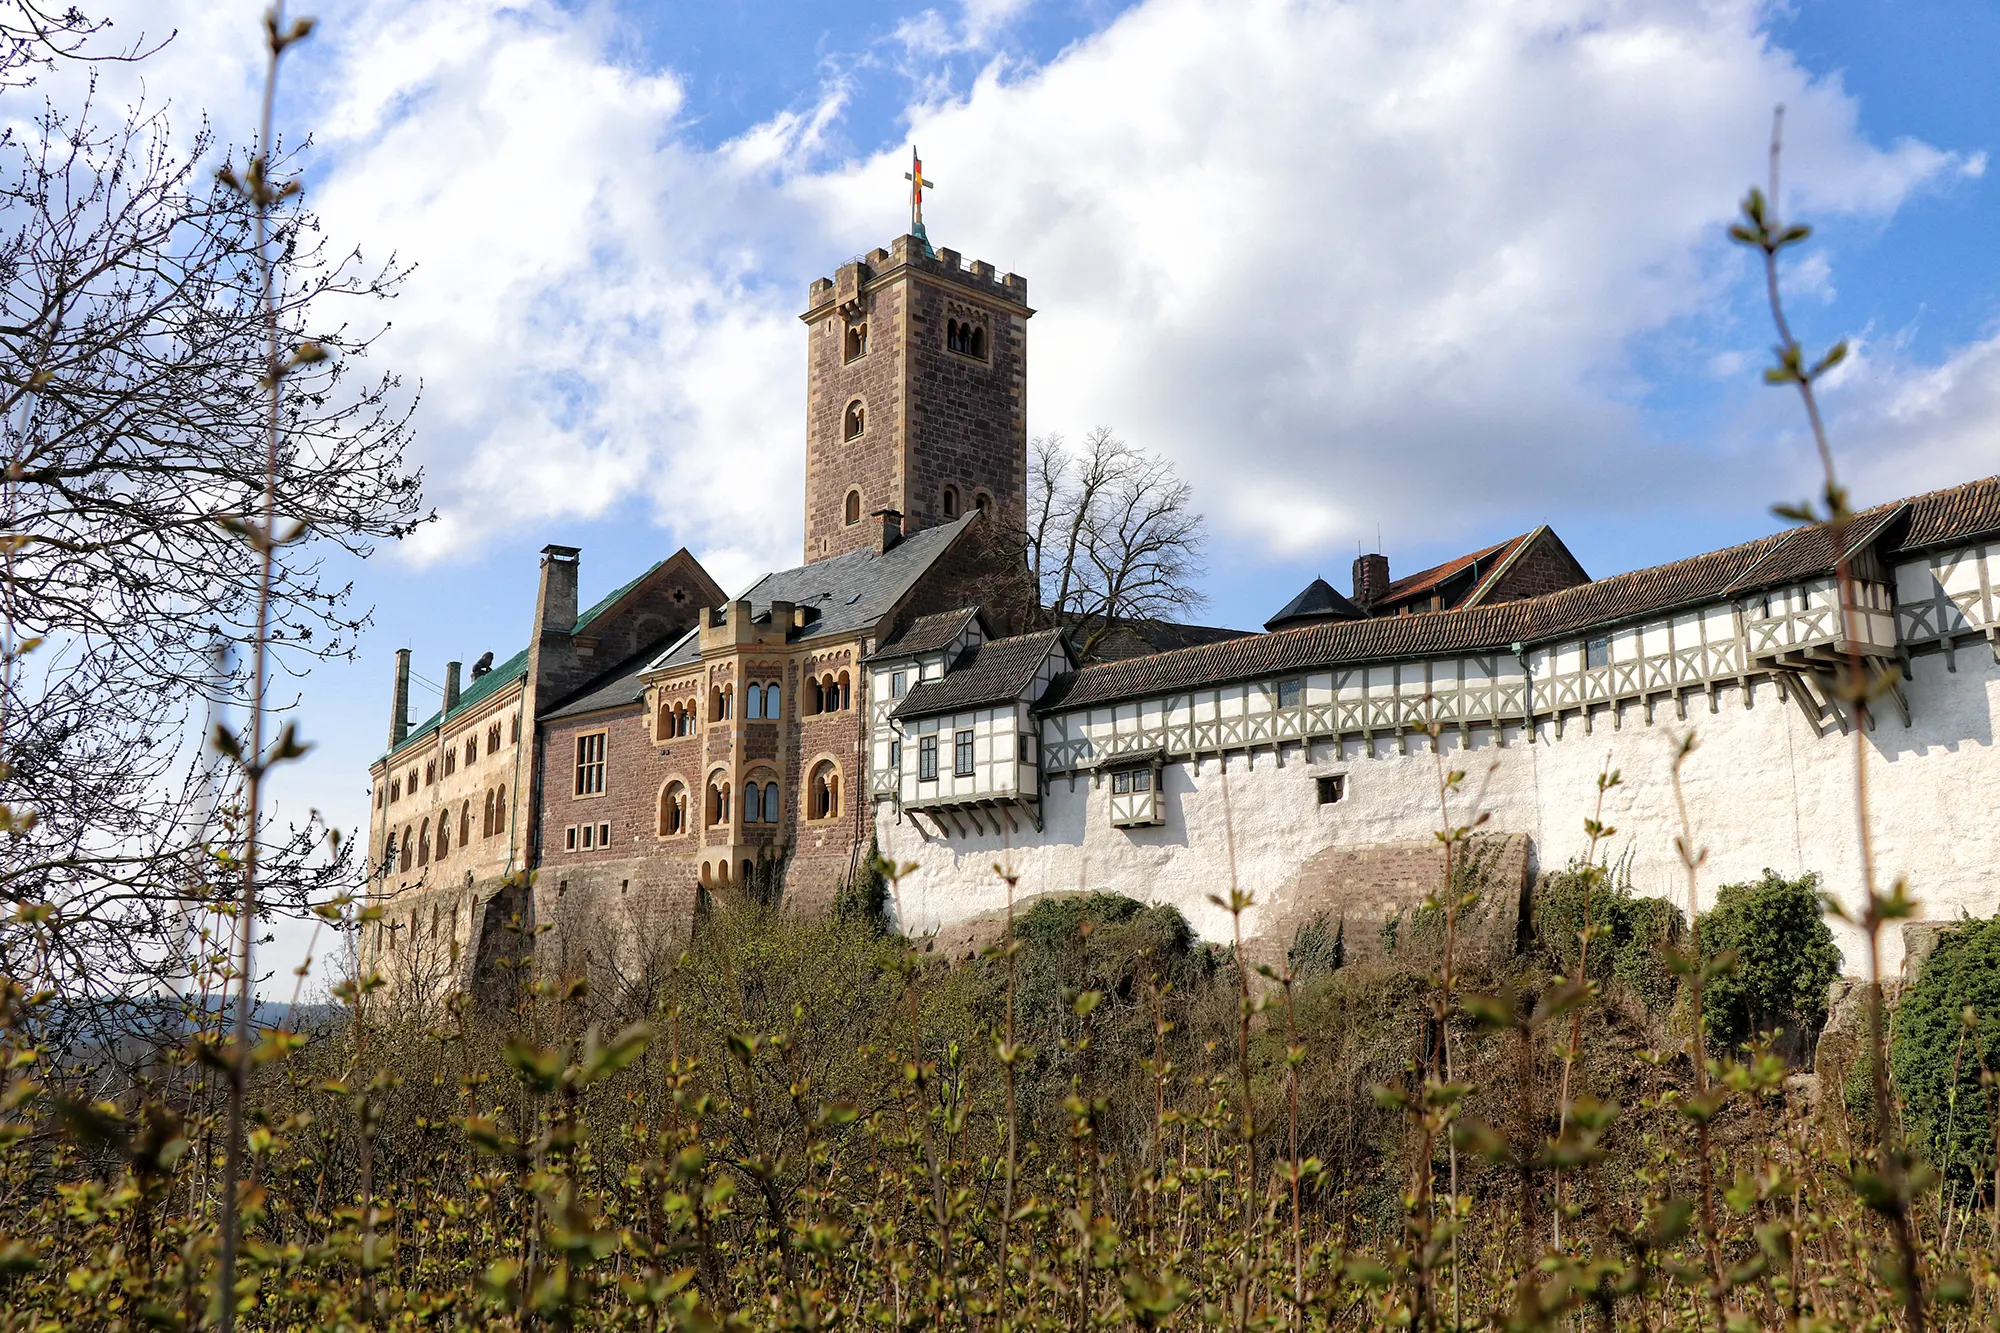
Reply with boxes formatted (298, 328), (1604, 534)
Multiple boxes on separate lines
(801, 233), (1032, 563)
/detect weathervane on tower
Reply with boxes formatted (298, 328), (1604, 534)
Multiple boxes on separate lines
(904, 146), (934, 253)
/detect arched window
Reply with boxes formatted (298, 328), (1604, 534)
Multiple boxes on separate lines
(837, 671), (851, 711)
(510, 714), (521, 744)
(494, 784), (507, 835)
(660, 782), (688, 835)
(482, 790), (494, 838)
(418, 819), (432, 866)
(743, 779), (760, 822)
(974, 491), (991, 516)
(399, 827), (413, 872)
(807, 762), (840, 821)
(844, 322), (868, 361)
(762, 782), (780, 824)
(465, 737), (477, 765)
(763, 683), (780, 719)
(680, 706), (694, 736)
(844, 488), (861, 525)
(746, 683), (764, 719)
(487, 723), (500, 752)
(942, 486), (959, 519)
(710, 686), (724, 721)
(389, 778), (401, 803)
(459, 801), (470, 846)
(436, 817), (450, 860)
(970, 325), (986, 359)
(709, 778), (731, 826)
(807, 677), (824, 714)
(843, 400), (865, 440)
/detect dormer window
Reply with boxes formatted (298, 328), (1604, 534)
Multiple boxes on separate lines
(844, 400), (865, 439)
(844, 322), (868, 361)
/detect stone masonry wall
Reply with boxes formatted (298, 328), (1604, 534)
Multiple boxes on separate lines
(1489, 537), (1590, 603)
(805, 279), (906, 563)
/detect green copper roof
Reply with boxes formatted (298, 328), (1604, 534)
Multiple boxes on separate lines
(378, 559), (666, 765)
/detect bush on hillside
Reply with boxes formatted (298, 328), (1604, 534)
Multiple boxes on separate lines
(1533, 859), (1684, 1015)
(1891, 915), (2000, 1187)
(1698, 869), (1841, 1056)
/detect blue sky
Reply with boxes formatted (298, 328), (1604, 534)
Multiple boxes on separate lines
(72, 0), (1998, 985)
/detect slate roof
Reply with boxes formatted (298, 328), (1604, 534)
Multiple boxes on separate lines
(1035, 475), (2000, 715)
(541, 643), (682, 722)
(647, 515), (978, 672)
(1265, 577), (1366, 631)
(866, 607), (985, 661)
(894, 630), (1067, 719)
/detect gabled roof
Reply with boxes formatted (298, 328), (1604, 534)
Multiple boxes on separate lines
(867, 606), (986, 661)
(541, 642), (679, 722)
(1035, 474), (2000, 715)
(1265, 577), (1366, 631)
(894, 629), (1068, 719)
(646, 514), (979, 673)
(1379, 534), (1523, 606)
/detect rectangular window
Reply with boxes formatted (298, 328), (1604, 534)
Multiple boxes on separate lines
(1277, 678), (1302, 708)
(918, 735), (938, 781)
(565, 825), (579, 851)
(574, 732), (606, 796)
(1132, 768), (1152, 793)
(1585, 636), (1610, 670)
(1112, 770), (1131, 794)
(598, 821), (611, 847)
(1018, 733), (1035, 764)
(1317, 774), (1346, 805)
(954, 730), (975, 777)
(889, 739), (902, 771)
(891, 670), (907, 698)
(581, 823), (595, 849)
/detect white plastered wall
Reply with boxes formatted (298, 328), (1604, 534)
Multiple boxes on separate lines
(876, 649), (2000, 977)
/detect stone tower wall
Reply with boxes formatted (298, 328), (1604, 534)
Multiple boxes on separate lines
(802, 234), (1030, 564)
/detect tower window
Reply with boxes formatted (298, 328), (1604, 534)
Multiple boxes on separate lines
(844, 400), (865, 439)
(946, 315), (989, 360)
(942, 486), (959, 519)
(844, 322), (868, 361)
(844, 489), (862, 525)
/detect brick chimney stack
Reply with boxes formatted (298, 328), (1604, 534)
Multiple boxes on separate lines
(443, 660), (462, 716)
(873, 508), (904, 554)
(389, 647), (411, 749)
(1352, 552), (1390, 609)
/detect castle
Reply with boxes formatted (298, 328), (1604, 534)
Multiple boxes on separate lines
(366, 228), (2000, 990)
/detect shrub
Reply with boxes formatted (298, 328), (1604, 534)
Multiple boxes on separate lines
(1533, 858), (1684, 1015)
(835, 836), (892, 933)
(1698, 869), (1841, 1055)
(1890, 915), (2000, 1187)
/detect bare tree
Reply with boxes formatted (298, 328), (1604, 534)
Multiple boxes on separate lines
(1023, 426), (1207, 661)
(0, 9), (424, 1052)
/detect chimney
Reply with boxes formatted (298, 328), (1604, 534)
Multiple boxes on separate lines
(1352, 552), (1390, 609)
(443, 660), (462, 716)
(537, 544), (581, 633)
(872, 507), (904, 554)
(389, 647), (411, 749)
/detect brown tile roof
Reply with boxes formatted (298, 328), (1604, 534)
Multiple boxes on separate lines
(894, 630), (1067, 719)
(1035, 474), (2000, 715)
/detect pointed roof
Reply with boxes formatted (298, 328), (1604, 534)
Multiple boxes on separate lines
(1264, 577), (1366, 631)
(893, 629), (1069, 719)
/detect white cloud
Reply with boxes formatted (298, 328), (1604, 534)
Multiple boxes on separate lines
(83, 0), (1994, 579)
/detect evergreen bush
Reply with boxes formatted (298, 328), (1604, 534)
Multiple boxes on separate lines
(1890, 914), (2000, 1187)
(1697, 869), (1841, 1055)
(1533, 859), (1684, 1014)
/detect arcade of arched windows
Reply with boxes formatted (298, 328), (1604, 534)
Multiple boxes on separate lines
(706, 771), (732, 827)
(655, 694), (699, 742)
(804, 669), (852, 715)
(805, 759), (842, 823)
(658, 780), (690, 836)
